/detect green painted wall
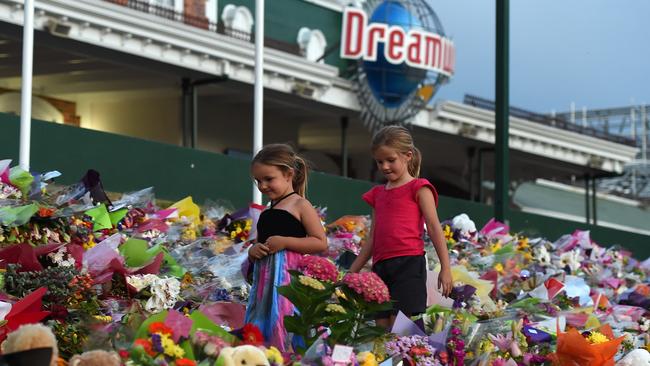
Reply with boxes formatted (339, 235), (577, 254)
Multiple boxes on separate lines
(1, 114), (648, 258)
(219, 0), (349, 70)
(0, 114), (368, 219)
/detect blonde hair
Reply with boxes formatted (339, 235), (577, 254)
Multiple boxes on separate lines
(371, 125), (422, 177)
(252, 144), (309, 197)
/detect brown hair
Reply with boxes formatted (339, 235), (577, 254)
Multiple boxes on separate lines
(251, 144), (309, 197)
(371, 125), (422, 177)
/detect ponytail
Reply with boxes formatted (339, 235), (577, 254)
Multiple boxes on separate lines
(293, 156), (308, 197)
(408, 146), (421, 178)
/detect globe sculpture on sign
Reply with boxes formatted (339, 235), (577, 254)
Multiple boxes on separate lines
(351, 0), (453, 131)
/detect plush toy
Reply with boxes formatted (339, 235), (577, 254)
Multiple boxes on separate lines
(451, 213), (477, 239)
(0, 323), (58, 366)
(616, 348), (650, 366)
(68, 350), (121, 366)
(216, 345), (270, 366)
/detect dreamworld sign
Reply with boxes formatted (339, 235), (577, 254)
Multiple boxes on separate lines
(340, 7), (455, 77)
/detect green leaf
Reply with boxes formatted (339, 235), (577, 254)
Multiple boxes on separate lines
(9, 166), (34, 197)
(134, 311), (168, 339)
(0, 203), (38, 226)
(109, 208), (129, 226)
(85, 204), (113, 231)
(426, 304), (453, 315)
(189, 311), (236, 343)
(283, 315), (308, 337)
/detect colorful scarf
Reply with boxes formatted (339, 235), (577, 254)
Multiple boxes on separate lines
(244, 250), (302, 351)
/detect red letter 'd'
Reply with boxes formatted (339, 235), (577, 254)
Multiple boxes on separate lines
(341, 8), (366, 59)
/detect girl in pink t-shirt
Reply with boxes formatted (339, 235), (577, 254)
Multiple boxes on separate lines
(349, 126), (452, 329)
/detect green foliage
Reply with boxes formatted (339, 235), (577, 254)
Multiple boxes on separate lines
(278, 271), (391, 354)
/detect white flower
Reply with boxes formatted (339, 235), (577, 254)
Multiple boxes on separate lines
(639, 318), (650, 332)
(590, 245), (606, 262)
(145, 276), (181, 313)
(47, 247), (75, 267)
(534, 245), (551, 266)
(554, 249), (583, 272)
(126, 274), (157, 292)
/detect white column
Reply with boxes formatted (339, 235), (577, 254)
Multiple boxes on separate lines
(19, 0), (35, 171)
(252, 0), (264, 204)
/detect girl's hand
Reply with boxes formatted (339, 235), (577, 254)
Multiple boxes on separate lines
(249, 243), (269, 260)
(438, 266), (453, 297)
(265, 236), (286, 254)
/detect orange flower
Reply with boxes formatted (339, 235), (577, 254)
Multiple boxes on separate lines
(134, 339), (156, 356)
(149, 321), (173, 336)
(175, 359), (196, 366)
(38, 207), (55, 217)
(551, 324), (624, 366)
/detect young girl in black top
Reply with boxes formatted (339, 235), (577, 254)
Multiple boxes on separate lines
(245, 144), (327, 351)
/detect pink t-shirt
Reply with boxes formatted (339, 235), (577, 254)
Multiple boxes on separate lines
(362, 178), (438, 264)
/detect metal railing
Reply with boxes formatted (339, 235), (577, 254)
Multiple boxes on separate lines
(105, 0), (218, 32)
(463, 94), (636, 146)
(103, 0), (301, 56)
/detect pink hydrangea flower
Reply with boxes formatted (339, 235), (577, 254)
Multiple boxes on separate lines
(298, 255), (339, 283)
(342, 272), (390, 304)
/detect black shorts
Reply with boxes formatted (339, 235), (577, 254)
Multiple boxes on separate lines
(372, 255), (427, 319)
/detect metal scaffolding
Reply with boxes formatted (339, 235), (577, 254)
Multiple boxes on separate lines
(553, 104), (650, 202)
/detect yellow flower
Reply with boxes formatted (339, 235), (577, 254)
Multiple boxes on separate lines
(443, 225), (456, 244)
(93, 315), (112, 323)
(161, 334), (185, 358)
(478, 339), (494, 354)
(325, 304), (346, 314)
(587, 331), (609, 345)
(494, 263), (504, 273)
(517, 237), (529, 250)
(356, 352), (378, 366)
(298, 275), (325, 291)
(335, 288), (348, 300)
(265, 346), (283, 364)
(83, 236), (96, 250)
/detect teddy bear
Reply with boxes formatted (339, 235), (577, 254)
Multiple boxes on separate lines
(216, 345), (270, 366)
(68, 350), (121, 366)
(1, 323), (58, 366)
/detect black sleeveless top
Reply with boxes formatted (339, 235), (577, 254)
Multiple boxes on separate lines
(257, 192), (307, 243)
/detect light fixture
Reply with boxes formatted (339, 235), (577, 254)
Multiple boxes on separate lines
(46, 19), (72, 37)
(292, 82), (316, 98)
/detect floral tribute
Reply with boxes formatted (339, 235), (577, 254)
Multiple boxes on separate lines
(278, 255), (391, 353)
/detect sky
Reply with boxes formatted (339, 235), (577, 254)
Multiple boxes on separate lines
(429, 0), (650, 115)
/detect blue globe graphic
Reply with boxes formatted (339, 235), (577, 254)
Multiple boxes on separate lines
(362, 0), (427, 108)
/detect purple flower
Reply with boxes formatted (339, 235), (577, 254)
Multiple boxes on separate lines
(522, 326), (552, 344)
(210, 288), (232, 302)
(449, 285), (476, 309)
(151, 333), (164, 353)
